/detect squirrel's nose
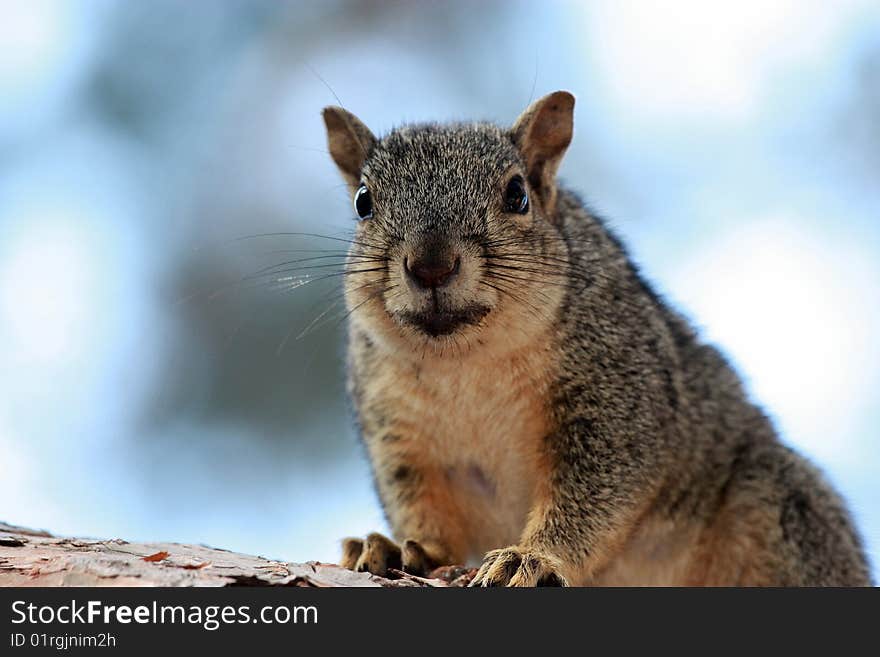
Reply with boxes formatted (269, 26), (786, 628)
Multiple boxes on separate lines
(404, 256), (460, 289)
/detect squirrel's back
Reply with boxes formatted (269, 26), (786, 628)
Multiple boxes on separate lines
(552, 189), (871, 585)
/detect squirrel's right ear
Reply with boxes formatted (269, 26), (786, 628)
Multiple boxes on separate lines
(322, 107), (377, 187)
(511, 91), (575, 219)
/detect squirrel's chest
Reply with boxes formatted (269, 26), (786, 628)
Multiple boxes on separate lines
(356, 347), (555, 553)
(404, 359), (551, 466)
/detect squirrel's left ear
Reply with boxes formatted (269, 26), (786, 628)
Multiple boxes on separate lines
(322, 106), (377, 188)
(511, 91), (575, 220)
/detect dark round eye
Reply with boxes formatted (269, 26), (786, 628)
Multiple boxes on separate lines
(503, 175), (529, 214)
(354, 184), (373, 221)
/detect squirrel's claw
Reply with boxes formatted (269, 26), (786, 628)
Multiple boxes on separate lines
(354, 532), (402, 577)
(469, 546), (569, 587)
(340, 533), (441, 577)
(340, 537), (364, 570)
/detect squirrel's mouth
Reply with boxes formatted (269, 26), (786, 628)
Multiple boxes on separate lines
(395, 305), (490, 337)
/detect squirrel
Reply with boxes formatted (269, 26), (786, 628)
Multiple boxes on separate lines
(321, 91), (872, 586)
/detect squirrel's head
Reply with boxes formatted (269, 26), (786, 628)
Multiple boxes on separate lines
(323, 91), (575, 357)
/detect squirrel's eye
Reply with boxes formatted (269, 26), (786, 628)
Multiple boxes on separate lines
(503, 175), (529, 214)
(354, 184), (373, 221)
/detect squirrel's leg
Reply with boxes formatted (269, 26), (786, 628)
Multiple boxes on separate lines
(470, 419), (658, 587)
(340, 456), (471, 577)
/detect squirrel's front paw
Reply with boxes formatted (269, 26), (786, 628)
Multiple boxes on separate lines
(339, 533), (440, 577)
(469, 546), (569, 587)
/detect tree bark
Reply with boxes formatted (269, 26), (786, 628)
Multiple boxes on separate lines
(0, 522), (475, 587)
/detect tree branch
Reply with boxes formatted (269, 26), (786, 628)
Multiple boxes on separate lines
(0, 522), (475, 587)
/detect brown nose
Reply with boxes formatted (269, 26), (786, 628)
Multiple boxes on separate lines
(405, 256), (460, 289)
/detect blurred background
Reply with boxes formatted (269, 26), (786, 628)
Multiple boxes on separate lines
(1, 0), (878, 571)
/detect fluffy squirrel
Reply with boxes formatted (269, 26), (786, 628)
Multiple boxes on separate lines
(321, 91), (871, 586)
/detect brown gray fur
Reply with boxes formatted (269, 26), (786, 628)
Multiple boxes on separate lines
(322, 91), (872, 586)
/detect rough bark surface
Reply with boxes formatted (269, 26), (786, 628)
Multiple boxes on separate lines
(0, 522), (475, 588)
